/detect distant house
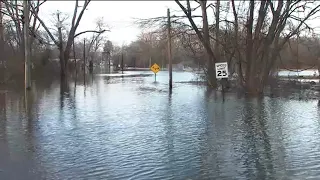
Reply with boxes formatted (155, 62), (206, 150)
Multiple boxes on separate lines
(166, 61), (195, 71)
(49, 58), (82, 69)
(49, 58), (60, 62)
(68, 58), (82, 63)
(49, 58), (81, 63)
(49, 51), (113, 66)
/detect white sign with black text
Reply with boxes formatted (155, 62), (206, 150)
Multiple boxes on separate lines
(215, 62), (229, 79)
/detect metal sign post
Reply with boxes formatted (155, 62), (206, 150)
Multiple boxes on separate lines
(215, 62), (229, 101)
(150, 63), (160, 82)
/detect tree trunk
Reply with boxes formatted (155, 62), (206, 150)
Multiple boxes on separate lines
(0, 1), (4, 83)
(64, 48), (71, 71)
(200, 0), (216, 87)
(108, 53), (111, 70)
(59, 49), (66, 79)
(244, 0), (255, 94)
(231, 0), (244, 89)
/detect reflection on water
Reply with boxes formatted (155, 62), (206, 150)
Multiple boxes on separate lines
(0, 71), (320, 179)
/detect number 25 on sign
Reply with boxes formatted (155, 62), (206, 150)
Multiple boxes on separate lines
(215, 62), (229, 79)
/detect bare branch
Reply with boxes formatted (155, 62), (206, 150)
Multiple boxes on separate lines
(73, 0), (91, 31)
(175, 0), (216, 61)
(280, 4), (320, 48)
(74, 29), (108, 39)
(30, 3), (59, 46)
(71, 0), (78, 28)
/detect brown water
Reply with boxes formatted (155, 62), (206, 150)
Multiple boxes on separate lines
(0, 71), (320, 180)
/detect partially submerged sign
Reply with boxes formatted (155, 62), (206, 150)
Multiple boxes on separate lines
(215, 62), (229, 79)
(150, 63), (160, 74)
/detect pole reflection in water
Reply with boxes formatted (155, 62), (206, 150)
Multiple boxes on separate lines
(0, 86), (42, 179)
(24, 87), (35, 153)
(0, 91), (8, 175)
(162, 91), (175, 178)
(0, 91), (7, 139)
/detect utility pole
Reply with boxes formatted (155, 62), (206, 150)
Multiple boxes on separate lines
(73, 40), (77, 76)
(0, 1), (4, 82)
(0, 1), (2, 48)
(108, 52), (111, 72)
(161, 49), (164, 69)
(149, 36), (152, 67)
(121, 52), (124, 74)
(215, 0), (224, 94)
(23, 0), (31, 90)
(83, 38), (86, 85)
(167, 8), (172, 91)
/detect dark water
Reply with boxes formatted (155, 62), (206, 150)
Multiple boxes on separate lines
(0, 71), (320, 180)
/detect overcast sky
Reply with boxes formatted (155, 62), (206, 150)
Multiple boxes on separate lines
(38, 1), (320, 47)
(39, 1), (182, 46)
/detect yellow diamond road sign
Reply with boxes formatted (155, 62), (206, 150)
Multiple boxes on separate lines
(150, 63), (160, 74)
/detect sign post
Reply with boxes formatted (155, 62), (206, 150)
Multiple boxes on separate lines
(150, 63), (160, 82)
(215, 62), (229, 101)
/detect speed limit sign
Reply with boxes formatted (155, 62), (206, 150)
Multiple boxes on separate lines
(215, 62), (229, 79)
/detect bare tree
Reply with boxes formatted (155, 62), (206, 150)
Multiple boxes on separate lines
(85, 17), (107, 64)
(103, 40), (113, 67)
(234, 1), (320, 94)
(30, 0), (107, 79)
(173, 0), (320, 94)
(297, 35), (320, 80)
(174, 0), (218, 86)
(1, 0), (44, 54)
(0, 0), (46, 82)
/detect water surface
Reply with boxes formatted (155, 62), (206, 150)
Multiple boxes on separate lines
(0, 71), (320, 180)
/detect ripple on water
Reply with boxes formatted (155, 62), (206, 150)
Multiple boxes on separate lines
(1, 73), (320, 179)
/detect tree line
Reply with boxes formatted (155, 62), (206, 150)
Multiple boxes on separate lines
(0, 0), (109, 82)
(132, 0), (320, 95)
(1, 0), (320, 95)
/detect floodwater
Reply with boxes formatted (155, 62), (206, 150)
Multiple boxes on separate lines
(278, 69), (319, 77)
(0, 71), (320, 180)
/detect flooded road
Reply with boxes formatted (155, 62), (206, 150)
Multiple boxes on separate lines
(0, 71), (320, 180)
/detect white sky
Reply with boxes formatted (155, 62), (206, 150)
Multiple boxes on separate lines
(39, 1), (181, 46)
(38, 1), (320, 47)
